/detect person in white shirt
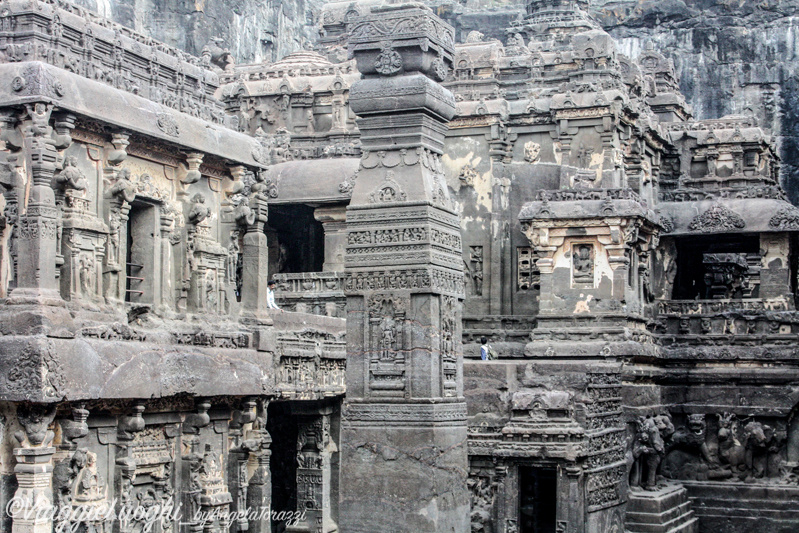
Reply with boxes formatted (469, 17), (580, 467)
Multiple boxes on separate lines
(267, 280), (282, 311)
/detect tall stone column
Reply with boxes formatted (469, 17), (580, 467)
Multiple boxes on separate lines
(12, 104), (60, 300)
(239, 192), (271, 322)
(339, 6), (469, 532)
(0, 103), (75, 332)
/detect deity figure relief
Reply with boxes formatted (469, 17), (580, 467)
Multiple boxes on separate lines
(379, 316), (397, 359)
(78, 254), (94, 297)
(188, 193), (210, 225)
(107, 216), (120, 266)
(107, 167), (137, 204)
(55, 156), (88, 192)
(72, 450), (107, 504)
(572, 244), (593, 283)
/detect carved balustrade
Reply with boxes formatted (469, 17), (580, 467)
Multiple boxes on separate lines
(272, 271), (346, 317)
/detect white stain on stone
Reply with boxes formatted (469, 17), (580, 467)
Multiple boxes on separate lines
(574, 294), (593, 314)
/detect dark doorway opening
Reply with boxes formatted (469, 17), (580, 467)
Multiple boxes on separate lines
(672, 234), (760, 300)
(267, 204), (324, 274)
(125, 201), (157, 303)
(519, 466), (557, 533)
(267, 401), (297, 532)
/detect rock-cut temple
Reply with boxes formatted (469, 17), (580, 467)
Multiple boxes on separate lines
(0, 0), (797, 532)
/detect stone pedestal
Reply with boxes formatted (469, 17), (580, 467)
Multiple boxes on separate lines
(626, 484), (698, 533)
(339, 5), (469, 533)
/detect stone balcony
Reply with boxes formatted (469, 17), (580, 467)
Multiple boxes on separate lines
(655, 298), (799, 362)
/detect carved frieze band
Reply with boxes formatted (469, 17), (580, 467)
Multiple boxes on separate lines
(344, 267), (464, 296)
(343, 402), (467, 425)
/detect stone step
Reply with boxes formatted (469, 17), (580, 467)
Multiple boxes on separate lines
(627, 485), (689, 514)
(693, 503), (799, 520)
(627, 501), (687, 525)
(626, 510), (697, 533)
(626, 484), (698, 533)
(693, 497), (799, 514)
(668, 517), (698, 533)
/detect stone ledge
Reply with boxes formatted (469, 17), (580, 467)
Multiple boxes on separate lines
(0, 61), (264, 167)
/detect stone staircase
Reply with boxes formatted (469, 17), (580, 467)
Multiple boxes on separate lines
(680, 480), (799, 533)
(626, 483), (698, 533)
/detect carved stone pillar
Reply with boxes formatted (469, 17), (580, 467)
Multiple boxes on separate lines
(102, 134), (132, 306)
(228, 399), (257, 533)
(703, 252), (748, 299)
(158, 204), (176, 313)
(246, 399), (272, 533)
(314, 206), (347, 272)
(288, 407), (337, 533)
(240, 193), (271, 322)
(10, 404), (57, 533)
(339, 6), (469, 532)
(0, 104), (78, 332)
(0, 105), (61, 306)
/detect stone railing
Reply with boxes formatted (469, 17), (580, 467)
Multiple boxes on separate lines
(658, 186), (785, 203)
(656, 299), (799, 341)
(658, 299), (791, 316)
(536, 188), (644, 203)
(272, 271), (346, 318)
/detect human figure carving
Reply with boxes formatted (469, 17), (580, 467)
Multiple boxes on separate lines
(55, 156), (88, 192)
(107, 168), (137, 204)
(188, 193), (210, 225)
(572, 244), (593, 281)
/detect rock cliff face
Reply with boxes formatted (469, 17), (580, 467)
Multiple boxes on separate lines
(72, 0), (798, 200)
(592, 0), (799, 202)
(71, 0), (325, 64)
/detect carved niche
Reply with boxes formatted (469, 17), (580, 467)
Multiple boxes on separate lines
(441, 295), (458, 397)
(367, 293), (409, 398)
(571, 243), (594, 287)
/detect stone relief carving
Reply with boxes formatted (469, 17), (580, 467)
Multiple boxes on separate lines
(517, 246), (539, 291)
(374, 41), (403, 75)
(571, 243), (594, 286)
(156, 112), (180, 137)
(468, 245), (483, 296)
(688, 204), (746, 232)
(768, 207), (799, 230)
(523, 141), (541, 163)
(458, 164), (477, 187)
(368, 171), (407, 203)
(660, 411), (792, 484)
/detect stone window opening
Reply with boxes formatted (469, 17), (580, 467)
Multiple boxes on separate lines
(517, 246), (541, 291)
(671, 234), (760, 300)
(125, 200), (159, 304)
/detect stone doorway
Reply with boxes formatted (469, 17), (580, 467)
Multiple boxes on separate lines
(519, 466), (557, 533)
(125, 200), (158, 303)
(267, 400), (340, 533)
